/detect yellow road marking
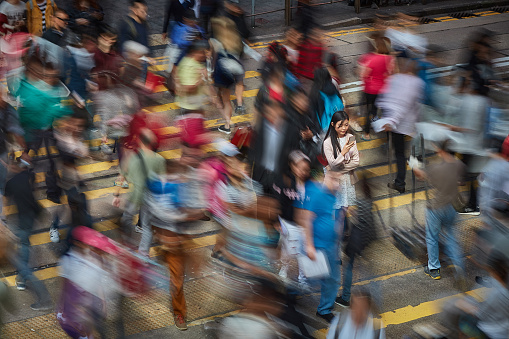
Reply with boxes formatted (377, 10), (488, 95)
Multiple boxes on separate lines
(314, 287), (488, 338)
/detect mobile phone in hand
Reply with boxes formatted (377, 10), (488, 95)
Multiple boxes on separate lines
(348, 135), (356, 144)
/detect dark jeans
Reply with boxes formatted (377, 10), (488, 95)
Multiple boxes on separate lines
(14, 212), (51, 303)
(460, 154), (478, 208)
(391, 132), (407, 188)
(26, 129), (60, 201)
(364, 92), (378, 134)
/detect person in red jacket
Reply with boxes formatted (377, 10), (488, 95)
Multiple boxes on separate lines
(296, 26), (325, 93)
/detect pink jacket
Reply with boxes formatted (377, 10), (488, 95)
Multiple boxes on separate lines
(323, 133), (360, 185)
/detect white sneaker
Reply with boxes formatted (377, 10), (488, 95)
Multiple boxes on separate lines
(350, 120), (363, 132)
(49, 228), (60, 243)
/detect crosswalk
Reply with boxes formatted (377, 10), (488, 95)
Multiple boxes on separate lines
(2, 13), (504, 336)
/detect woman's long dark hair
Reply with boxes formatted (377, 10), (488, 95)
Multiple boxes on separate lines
(309, 67), (341, 127)
(321, 110), (349, 159)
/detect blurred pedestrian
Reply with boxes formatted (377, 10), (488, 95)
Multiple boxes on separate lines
(0, 87), (26, 222)
(0, 0), (27, 32)
(113, 127), (165, 247)
(296, 172), (342, 323)
(50, 112), (92, 244)
(357, 34), (394, 141)
(175, 40), (211, 112)
(249, 100), (300, 193)
(378, 58), (425, 194)
(211, 15), (245, 134)
(41, 8), (69, 47)
(309, 68), (344, 136)
(11, 56), (73, 203)
(296, 26), (325, 92)
(68, 0), (104, 38)
(118, 0), (149, 55)
(57, 226), (119, 339)
(412, 139), (465, 280)
(5, 154), (53, 311)
(162, 0), (195, 41)
(335, 172), (375, 308)
(25, 0), (58, 36)
(327, 287), (385, 338)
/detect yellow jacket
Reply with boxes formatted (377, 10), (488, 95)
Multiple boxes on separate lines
(26, 0), (58, 36)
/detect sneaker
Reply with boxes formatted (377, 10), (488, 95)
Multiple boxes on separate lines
(335, 296), (350, 308)
(15, 277), (26, 291)
(349, 120), (363, 132)
(218, 125), (231, 135)
(316, 312), (335, 323)
(424, 266), (441, 280)
(458, 206), (480, 216)
(235, 105), (246, 115)
(388, 182), (406, 194)
(30, 300), (53, 311)
(49, 227), (60, 243)
(100, 143), (113, 155)
(174, 314), (188, 331)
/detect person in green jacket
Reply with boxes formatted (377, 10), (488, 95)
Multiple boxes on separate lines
(12, 55), (73, 203)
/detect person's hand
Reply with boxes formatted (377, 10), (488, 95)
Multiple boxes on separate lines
(306, 244), (316, 261)
(112, 197), (121, 208)
(383, 124), (392, 132)
(341, 141), (355, 156)
(301, 128), (313, 141)
(76, 18), (89, 25)
(162, 33), (168, 41)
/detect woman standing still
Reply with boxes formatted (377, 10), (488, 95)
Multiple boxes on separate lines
(322, 111), (360, 234)
(358, 35), (395, 141)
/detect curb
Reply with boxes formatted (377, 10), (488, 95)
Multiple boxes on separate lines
(249, 0), (509, 42)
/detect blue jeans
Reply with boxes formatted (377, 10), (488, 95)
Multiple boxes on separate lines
(316, 244), (341, 315)
(425, 204), (464, 271)
(341, 254), (355, 302)
(15, 212), (51, 303)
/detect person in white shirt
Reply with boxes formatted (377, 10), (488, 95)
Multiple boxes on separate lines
(0, 0), (26, 31)
(327, 287), (385, 339)
(376, 58), (425, 194)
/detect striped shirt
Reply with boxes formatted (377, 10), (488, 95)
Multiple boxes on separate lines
(37, 0), (47, 32)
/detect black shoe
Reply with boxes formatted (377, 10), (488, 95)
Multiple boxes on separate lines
(388, 182), (405, 194)
(335, 296), (350, 307)
(316, 312), (335, 323)
(218, 125), (231, 135)
(424, 266), (441, 280)
(30, 300), (53, 311)
(457, 206), (480, 216)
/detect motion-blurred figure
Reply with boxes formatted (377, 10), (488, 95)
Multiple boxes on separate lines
(327, 287), (385, 339)
(57, 226), (119, 339)
(412, 140), (465, 280)
(6, 153), (53, 311)
(377, 58), (425, 194)
(25, 0), (58, 36)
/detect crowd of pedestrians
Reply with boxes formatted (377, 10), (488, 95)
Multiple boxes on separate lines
(0, 1), (507, 338)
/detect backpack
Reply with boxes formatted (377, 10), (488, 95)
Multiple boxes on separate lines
(317, 91), (344, 132)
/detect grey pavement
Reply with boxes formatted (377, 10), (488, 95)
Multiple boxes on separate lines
(1, 8), (508, 339)
(55, 0), (509, 44)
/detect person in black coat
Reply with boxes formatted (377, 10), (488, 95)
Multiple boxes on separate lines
(249, 99), (300, 193)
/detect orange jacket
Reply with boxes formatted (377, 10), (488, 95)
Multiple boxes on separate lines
(26, 0), (58, 36)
